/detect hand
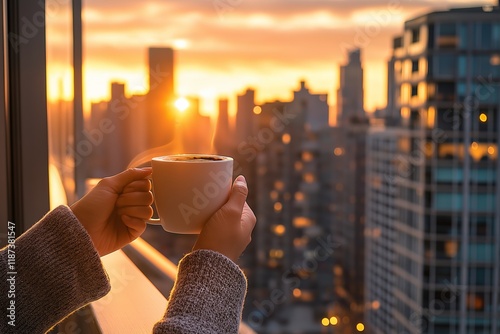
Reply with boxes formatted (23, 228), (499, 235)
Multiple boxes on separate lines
(70, 168), (154, 256)
(193, 175), (256, 262)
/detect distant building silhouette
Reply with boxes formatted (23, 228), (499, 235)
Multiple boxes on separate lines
(337, 49), (365, 125)
(213, 98), (233, 156)
(146, 47), (176, 148)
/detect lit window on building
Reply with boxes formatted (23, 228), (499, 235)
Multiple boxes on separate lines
(304, 173), (315, 183)
(401, 107), (411, 119)
(253, 106), (262, 115)
(282, 133), (291, 144)
(274, 202), (283, 212)
(372, 300), (380, 310)
(272, 224), (286, 236)
(269, 249), (284, 259)
(293, 288), (302, 298)
(294, 161), (303, 171)
(466, 293), (484, 311)
(270, 190), (278, 201)
(302, 151), (313, 162)
(427, 106), (436, 128)
(444, 240), (458, 258)
(488, 145), (496, 155)
(334, 147), (344, 156)
(295, 192), (305, 201)
(479, 113), (488, 122)
(274, 180), (284, 191)
(293, 237), (308, 248)
(293, 217), (313, 228)
(469, 142), (496, 161)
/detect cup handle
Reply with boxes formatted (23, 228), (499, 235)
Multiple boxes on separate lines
(146, 174), (162, 225)
(148, 217), (162, 225)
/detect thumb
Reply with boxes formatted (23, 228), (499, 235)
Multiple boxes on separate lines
(99, 167), (152, 193)
(224, 175), (248, 213)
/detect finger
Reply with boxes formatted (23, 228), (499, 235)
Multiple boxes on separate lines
(241, 202), (257, 235)
(99, 167), (152, 193)
(117, 205), (154, 221)
(122, 215), (147, 236)
(123, 179), (151, 193)
(223, 175), (248, 214)
(116, 191), (154, 207)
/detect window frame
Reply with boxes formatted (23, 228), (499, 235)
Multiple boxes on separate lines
(0, 0), (50, 246)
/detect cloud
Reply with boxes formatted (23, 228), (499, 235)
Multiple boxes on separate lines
(48, 0), (497, 111)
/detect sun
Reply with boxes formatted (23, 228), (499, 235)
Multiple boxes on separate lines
(174, 97), (190, 113)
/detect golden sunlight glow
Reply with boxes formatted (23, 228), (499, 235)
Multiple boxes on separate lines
(174, 97), (190, 112)
(479, 113), (488, 123)
(173, 38), (190, 49)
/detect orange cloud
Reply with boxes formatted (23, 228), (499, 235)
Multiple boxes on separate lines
(46, 0), (497, 115)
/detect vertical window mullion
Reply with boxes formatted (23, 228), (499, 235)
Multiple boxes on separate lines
(6, 0), (49, 232)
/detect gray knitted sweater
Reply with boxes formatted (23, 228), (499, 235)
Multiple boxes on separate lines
(0, 206), (247, 333)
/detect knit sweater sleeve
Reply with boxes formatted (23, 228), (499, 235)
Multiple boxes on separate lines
(153, 249), (247, 334)
(0, 205), (111, 334)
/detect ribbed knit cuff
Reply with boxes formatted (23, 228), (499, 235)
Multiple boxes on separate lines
(0, 205), (110, 333)
(154, 249), (247, 334)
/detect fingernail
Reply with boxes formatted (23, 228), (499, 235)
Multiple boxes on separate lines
(135, 167), (152, 172)
(235, 175), (246, 185)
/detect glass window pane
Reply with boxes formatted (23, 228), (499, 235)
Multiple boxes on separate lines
(435, 193), (462, 211)
(46, 0), (75, 206)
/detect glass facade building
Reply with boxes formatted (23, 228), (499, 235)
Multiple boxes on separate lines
(366, 6), (500, 334)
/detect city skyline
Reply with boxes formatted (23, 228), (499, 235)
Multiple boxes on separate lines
(46, 0), (497, 117)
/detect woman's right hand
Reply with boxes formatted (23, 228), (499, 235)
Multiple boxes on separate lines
(192, 175), (256, 262)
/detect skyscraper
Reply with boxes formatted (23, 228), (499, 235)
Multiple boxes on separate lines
(366, 5), (500, 333)
(243, 81), (333, 333)
(146, 47), (175, 148)
(330, 50), (369, 333)
(337, 49), (364, 125)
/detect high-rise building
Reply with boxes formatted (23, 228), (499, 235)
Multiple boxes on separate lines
(146, 47), (176, 148)
(242, 81), (333, 333)
(330, 50), (369, 333)
(366, 5), (500, 333)
(337, 49), (364, 125)
(213, 98), (234, 156)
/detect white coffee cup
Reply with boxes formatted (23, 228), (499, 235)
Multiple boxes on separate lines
(148, 154), (233, 234)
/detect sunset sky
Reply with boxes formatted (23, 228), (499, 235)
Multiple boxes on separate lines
(46, 0), (496, 117)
